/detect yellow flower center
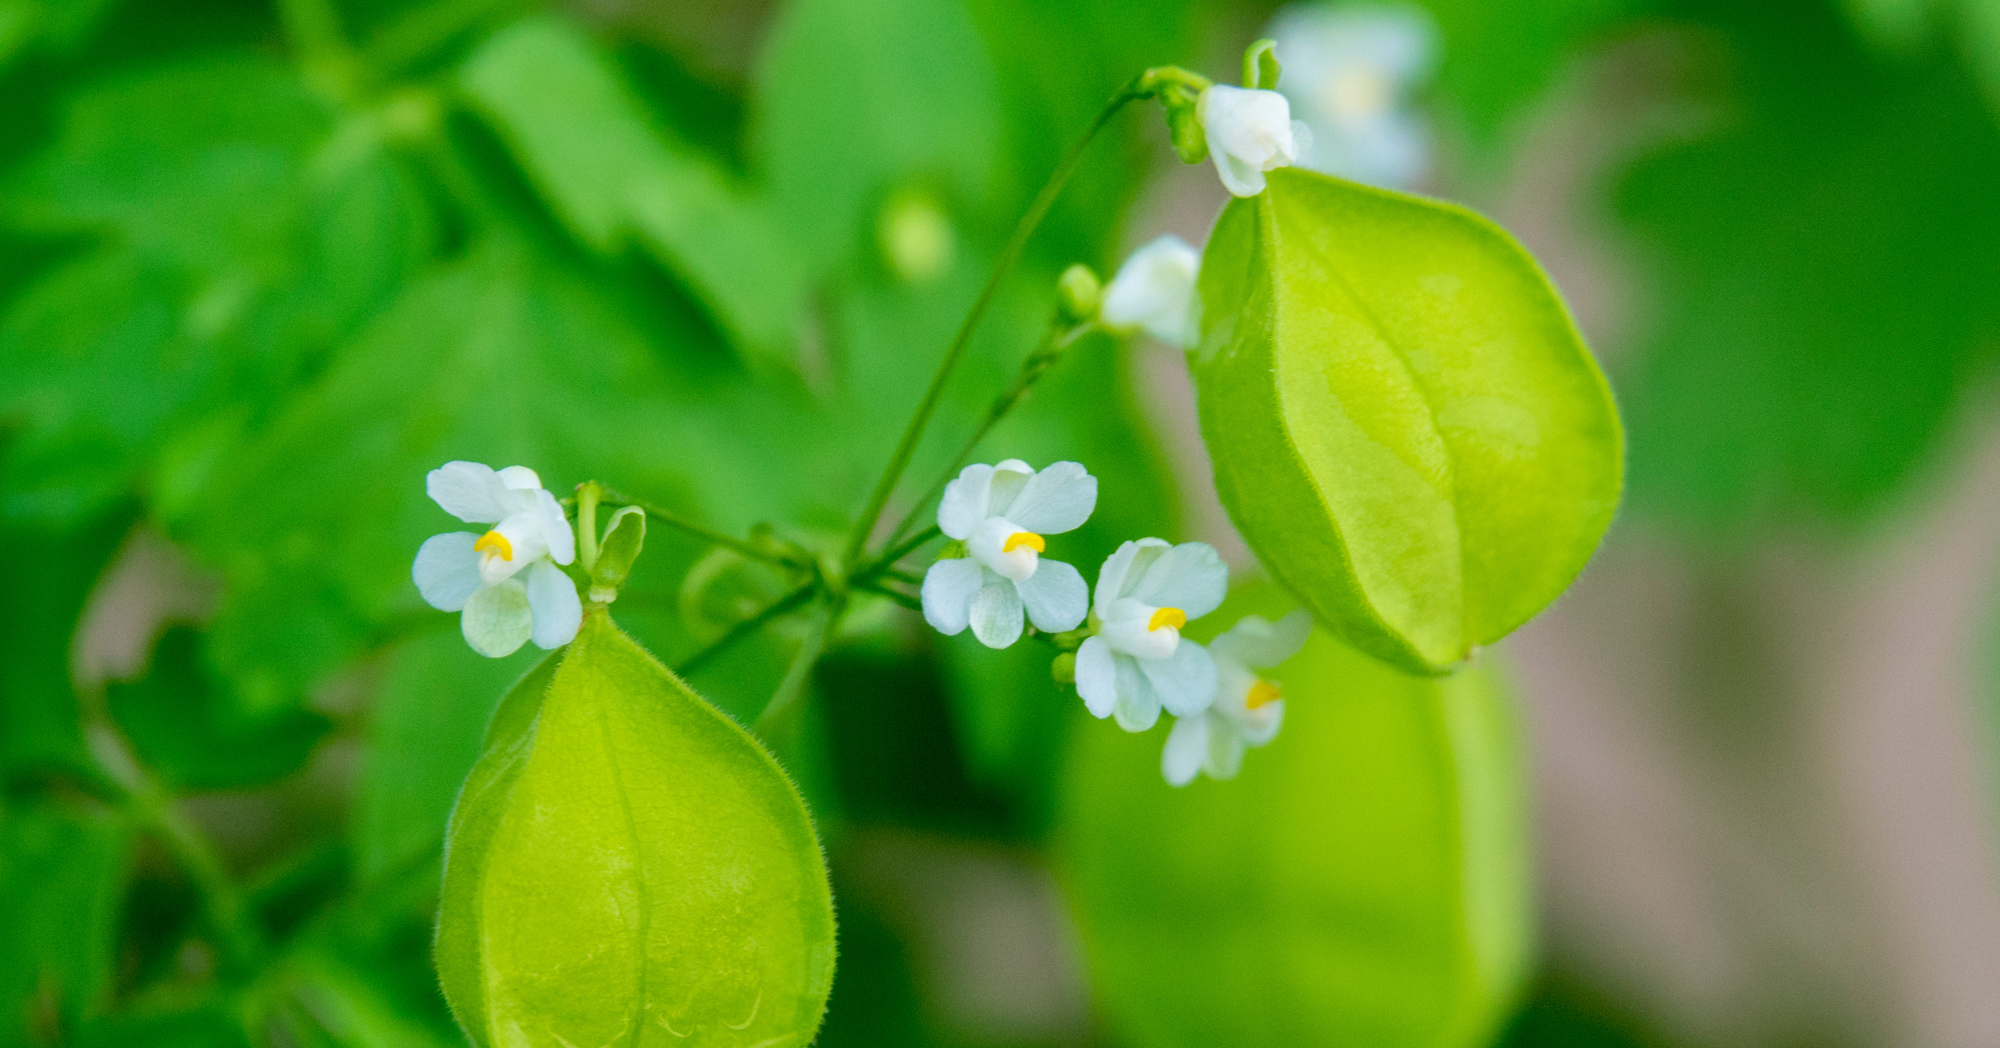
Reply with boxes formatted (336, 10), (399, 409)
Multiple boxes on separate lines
(474, 529), (514, 561)
(1002, 531), (1045, 553)
(1246, 679), (1283, 710)
(1148, 607), (1186, 632)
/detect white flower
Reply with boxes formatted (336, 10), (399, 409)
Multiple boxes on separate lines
(1100, 235), (1201, 348)
(412, 461), (581, 658)
(1075, 539), (1228, 731)
(1162, 609), (1312, 786)
(1198, 83), (1313, 197)
(1269, 3), (1436, 189)
(921, 460), (1095, 648)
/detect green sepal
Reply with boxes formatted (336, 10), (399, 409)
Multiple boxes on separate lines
(1242, 38), (1281, 90)
(587, 505), (646, 603)
(436, 612), (836, 1048)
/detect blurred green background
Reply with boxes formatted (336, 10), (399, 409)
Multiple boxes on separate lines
(4, 0), (2000, 1045)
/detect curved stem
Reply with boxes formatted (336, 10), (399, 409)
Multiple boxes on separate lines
(881, 320), (1094, 551)
(600, 489), (805, 570)
(854, 525), (943, 586)
(840, 84), (1146, 568)
(675, 583), (819, 677)
(753, 599), (837, 753)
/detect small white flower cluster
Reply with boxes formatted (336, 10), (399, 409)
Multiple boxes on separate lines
(414, 462), (582, 657)
(919, 460), (1311, 785)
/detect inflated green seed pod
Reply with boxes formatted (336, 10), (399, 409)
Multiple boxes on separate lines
(436, 611), (835, 1047)
(1192, 168), (1622, 675)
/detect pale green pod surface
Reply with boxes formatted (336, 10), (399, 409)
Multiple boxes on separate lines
(436, 612), (836, 1048)
(1192, 168), (1622, 674)
(1056, 587), (1533, 1048)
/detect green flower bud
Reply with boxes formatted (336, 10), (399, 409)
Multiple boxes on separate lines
(1243, 38), (1282, 90)
(587, 505), (646, 603)
(1051, 651), (1077, 684)
(1056, 264), (1102, 325)
(877, 187), (955, 284)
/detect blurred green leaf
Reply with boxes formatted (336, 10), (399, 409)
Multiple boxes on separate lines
(753, 0), (1000, 271)
(460, 14), (804, 364)
(72, 1003), (253, 1048)
(293, 943), (463, 1048)
(437, 611), (835, 1048)
(105, 626), (332, 791)
(6, 54), (322, 269)
(180, 240), (707, 710)
(0, 513), (127, 780)
(1615, 0), (2000, 533)
(355, 633), (539, 882)
(1057, 586), (1533, 1048)
(1413, 0), (1634, 150)
(0, 800), (129, 1044)
(0, 54), (431, 527)
(1194, 169), (1621, 674)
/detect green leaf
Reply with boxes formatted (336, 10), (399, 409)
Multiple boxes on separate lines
(437, 611), (835, 1048)
(0, 514), (127, 779)
(180, 241), (708, 710)
(0, 801), (129, 1043)
(1056, 586), (1532, 1048)
(105, 627), (331, 791)
(1411, 0), (1634, 151)
(1192, 168), (1621, 674)
(460, 15), (803, 364)
(752, 0), (1000, 270)
(355, 634), (539, 882)
(1612, 5), (2000, 534)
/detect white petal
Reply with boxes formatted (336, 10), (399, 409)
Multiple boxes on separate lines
(1204, 717), (1249, 780)
(920, 558), (984, 636)
(987, 462), (1033, 513)
(461, 579), (532, 658)
(1210, 608), (1314, 669)
(533, 488), (576, 565)
(1015, 559), (1087, 633)
(1238, 700), (1284, 748)
(1288, 120), (1314, 163)
(938, 464), (996, 540)
(1141, 639), (1218, 717)
(1128, 541), (1228, 620)
(427, 461), (509, 523)
(1111, 657), (1162, 732)
(1162, 715), (1209, 787)
(1003, 461), (1097, 534)
(1213, 149), (1268, 197)
(526, 559), (582, 649)
(969, 516), (1038, 582)
(496, 465), (541, 490)
(967, 577), (1025, 649)
(1076, 636), (1117, 719)
(1102, 237), (1201, 347)
(1092, 538), (1169, 618)
(480, 512), (550, 585)
(413, 532), (483, 611)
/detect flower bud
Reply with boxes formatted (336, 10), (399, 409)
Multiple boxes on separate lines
(1051, 651), (1077, 684)
(1056, 264), (1102, 325)
(587, 505), (646, 603)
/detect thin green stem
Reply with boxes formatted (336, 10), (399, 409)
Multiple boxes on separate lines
(855, 525), (944, 586)
(840, 85), (1146, 568)
(753, 599), (837, 752)
(600, 489), (805, 570)
(92, 727), (261, 969)
(858, 580), (922, 612)
(881, 319), (1094, 551)
(675, 583), (818, 677)
(576, 481), (602, 573)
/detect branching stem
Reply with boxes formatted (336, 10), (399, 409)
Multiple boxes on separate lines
(840, 85), (1146, 569)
